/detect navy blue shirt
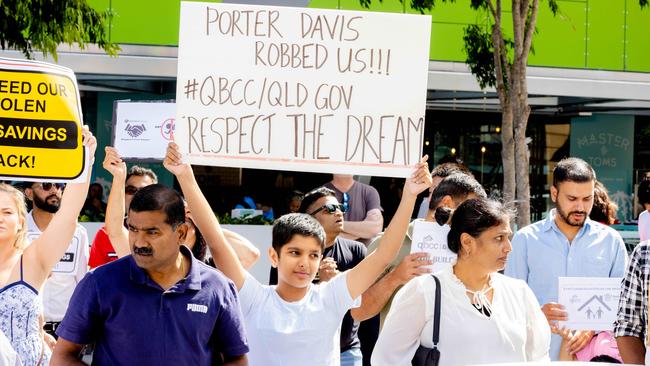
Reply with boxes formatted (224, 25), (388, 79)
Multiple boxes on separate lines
(57, 246), (249, 365)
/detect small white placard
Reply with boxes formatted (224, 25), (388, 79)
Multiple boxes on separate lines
(558, 277), (622, 331)
(410, 220), (455, 272)
(112, 100), (176, 161)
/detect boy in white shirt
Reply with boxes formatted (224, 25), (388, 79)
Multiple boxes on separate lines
(163, 142), (432, 366)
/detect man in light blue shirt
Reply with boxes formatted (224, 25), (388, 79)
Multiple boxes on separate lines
(505, 157), (628, 360)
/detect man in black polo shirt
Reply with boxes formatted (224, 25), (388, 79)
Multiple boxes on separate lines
(52, 185), (249, 365)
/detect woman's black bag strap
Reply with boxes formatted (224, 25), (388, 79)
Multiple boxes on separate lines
(411, 274), (441, 366)
(431, 274), (441, 346)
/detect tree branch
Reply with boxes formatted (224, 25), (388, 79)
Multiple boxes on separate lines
(492, 25), (508, 105)
(486, 0), (499, 19)
(521, 0), (539, 67)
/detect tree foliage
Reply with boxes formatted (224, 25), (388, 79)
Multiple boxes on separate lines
(0, 0), (119, 60)
(361, 0), (645, 225)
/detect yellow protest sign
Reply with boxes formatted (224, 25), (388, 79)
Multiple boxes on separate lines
(0, 58), (84, 181)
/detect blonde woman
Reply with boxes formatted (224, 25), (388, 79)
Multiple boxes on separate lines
(0, 127), (96, 365)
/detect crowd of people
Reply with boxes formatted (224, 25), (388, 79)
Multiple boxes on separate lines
(1, 130), (650, 365)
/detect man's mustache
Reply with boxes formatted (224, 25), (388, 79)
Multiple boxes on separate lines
(133, 246), (153, 255)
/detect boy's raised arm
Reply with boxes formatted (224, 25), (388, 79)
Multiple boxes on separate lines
(346, 157), (432, 299)
(163, 142), (246, 289)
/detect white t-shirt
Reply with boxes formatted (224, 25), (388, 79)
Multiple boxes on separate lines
(639, 210), (649, 242)
(239, 271), (360, 366)
(372, 266), (551, 366)
(26, 211), (89, 322)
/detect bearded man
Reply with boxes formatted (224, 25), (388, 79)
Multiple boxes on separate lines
(505, 158), (628, 360)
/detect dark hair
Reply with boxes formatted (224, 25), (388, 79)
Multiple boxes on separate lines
(431, 162), (472, 179)
(187, 218), (208, 261)
(299, 187), (336, 214)
(590, 180), (618, 225)
(126, 165), (158, 184)
(128, 184), (185, 228)
(429, 173), (487, 211)
(553, 157), (596, 187)
(447, 199), (513, 255)
(272, 213), (325, 254)
(639, 180), (650, 206)
(589, 355), (621, 363)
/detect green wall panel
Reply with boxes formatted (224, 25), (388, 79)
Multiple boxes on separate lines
(586, 0), (625, 70)
(528, 1), (586, 68)
(337, 0), (404, 12)
(87, 0), (110, 11)
(625, 0), (650, 72)
(429, 23), (466, 62)
(98, 0), (649, 73)
(405, 0), (480, 24)
(110, 0), (181, 45)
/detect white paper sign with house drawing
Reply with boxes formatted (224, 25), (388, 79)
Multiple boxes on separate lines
(558, 277), (622, 331)
(410, 220), (455, 273)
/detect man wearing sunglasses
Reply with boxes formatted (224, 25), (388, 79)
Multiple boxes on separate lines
(88, 148), (158, 269)
(24, 181), (89, 340)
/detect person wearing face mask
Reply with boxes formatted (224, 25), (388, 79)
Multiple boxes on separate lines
(372, 198), (551, 365)
(164, 141), (432, 366)
(366, 173), (487, 327)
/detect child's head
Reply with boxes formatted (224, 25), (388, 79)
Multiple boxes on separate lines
(270, 213), (326, 288)
(272, 213), (325, 254)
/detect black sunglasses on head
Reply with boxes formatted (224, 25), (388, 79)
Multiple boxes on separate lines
(309, 203), (347, 216)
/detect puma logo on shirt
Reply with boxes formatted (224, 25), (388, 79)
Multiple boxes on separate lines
(187, 303), (208, 313)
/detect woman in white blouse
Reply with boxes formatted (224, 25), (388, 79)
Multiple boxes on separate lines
(372, 198), (550, 365)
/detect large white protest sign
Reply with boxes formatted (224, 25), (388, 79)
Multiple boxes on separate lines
(175, 2), (431, 177)
(112, 100), (176, 161)
(411, 220), (455, 272)
(558, 277), (622, 331)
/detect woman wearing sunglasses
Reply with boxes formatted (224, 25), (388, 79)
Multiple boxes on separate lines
(0, 127), (96, 366)
(372, 198), (550, 365)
